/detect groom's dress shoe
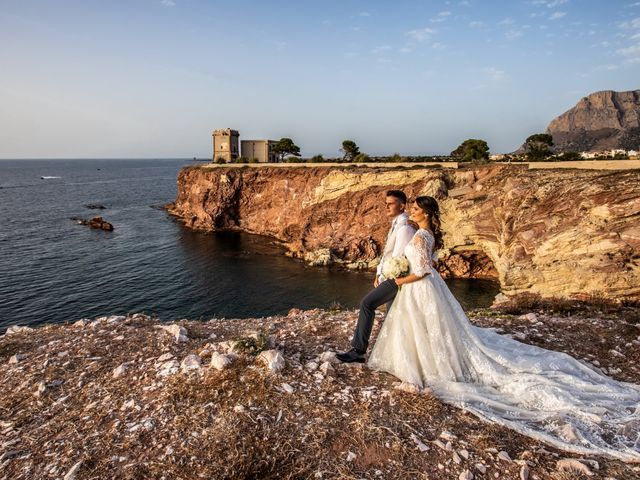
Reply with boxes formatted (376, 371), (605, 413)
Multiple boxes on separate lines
(337, 349), (366, 363)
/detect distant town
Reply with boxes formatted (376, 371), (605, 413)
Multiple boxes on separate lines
(209, 128), (639, 164)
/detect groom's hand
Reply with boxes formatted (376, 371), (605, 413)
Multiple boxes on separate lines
(374, 277), (380, 288)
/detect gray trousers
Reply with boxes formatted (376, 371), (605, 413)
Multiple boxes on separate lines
(351, 279), (399, 354)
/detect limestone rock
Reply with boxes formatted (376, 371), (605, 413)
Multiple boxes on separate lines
(393, 382), (421, 394)
(158, 324), (188, 343)
(497, 451), (512, 462)
(157, 359), (180, 377)
(209, 352), (233, 370)
(459, 470), (474, 480)
(9, 353), (26, 364)
(281, 383), (294, 394)
(318, 351), (338, 364)
(258, 350), (285, 374)
(63, 461), (82, 480)
(557, 458), (594, 476)
(112, 363), (128, 378)
(5, 325), (34, 336)
(180, 354), (202, 373)
(319, 361), (334, 377)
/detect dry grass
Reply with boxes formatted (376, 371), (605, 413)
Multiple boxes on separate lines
(0, 308), (639, 479)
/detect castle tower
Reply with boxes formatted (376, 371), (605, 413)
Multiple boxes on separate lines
(212, 128), (239, 162)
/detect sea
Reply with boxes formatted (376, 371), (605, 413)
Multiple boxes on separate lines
(0, 159), (500, 331)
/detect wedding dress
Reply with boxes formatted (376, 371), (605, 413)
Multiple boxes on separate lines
(368, 229), (640, 462)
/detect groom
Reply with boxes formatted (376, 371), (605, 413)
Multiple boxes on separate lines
(337, 190), (416, 363)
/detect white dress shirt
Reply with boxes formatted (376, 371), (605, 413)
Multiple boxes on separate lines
(376, 212), (417, 281)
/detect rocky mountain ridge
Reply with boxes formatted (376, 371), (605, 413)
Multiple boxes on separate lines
(546, 89), (640, 152)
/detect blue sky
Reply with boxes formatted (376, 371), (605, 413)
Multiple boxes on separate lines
(0, 0), (638, 158)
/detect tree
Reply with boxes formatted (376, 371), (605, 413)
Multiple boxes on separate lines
(341, 140), (360, 161)
(272, 138), (301, 162)
(353, 153), (370, 163)
(556, 151), (582, 161)
(525, 133), (554, 161)
(450, 139), (490, 162)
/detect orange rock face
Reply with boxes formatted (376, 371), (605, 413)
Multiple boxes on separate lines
(168, 164), (640, 299)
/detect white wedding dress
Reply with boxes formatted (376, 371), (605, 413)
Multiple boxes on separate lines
(368, 229), (640, 462)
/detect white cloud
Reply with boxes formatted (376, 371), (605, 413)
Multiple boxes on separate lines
(505, 29), (523, 40)
(546, 0), (568, 7)
(160, 0), (175, 6)
(469, 20), (485, 27)
(549, 11), (567, 20)
(625, 2), (640, 6)
(499, 17), (515, 25)
(371, 45), (392, 54)
(431, 42), (445, 50)
(405, 27), (436, 42)
(617, 43), (640, 62)
(431, 11), (452, 23)
(530, 0), (568, 7)
(618, 17), (640, 29)
(595, 64), (619, 71)
(482, 67), (506, 81)
(359, 12), (371, 17)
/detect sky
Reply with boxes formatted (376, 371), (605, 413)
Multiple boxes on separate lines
(0, 0), (638, 158)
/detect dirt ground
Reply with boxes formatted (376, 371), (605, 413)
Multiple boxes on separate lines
(1, 299), (639, 479)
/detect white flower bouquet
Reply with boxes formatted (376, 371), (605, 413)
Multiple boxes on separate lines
(382, 255), (410, 280)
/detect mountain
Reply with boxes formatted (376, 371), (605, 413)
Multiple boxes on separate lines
(545, 89), (640, 152)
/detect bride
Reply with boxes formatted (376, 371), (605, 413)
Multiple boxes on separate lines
(367, 196), (640, 462)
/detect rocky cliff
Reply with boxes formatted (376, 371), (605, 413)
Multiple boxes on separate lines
(168, 164), (640, 300)
(547, 90), (640, 152)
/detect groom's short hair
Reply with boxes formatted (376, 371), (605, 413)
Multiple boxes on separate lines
(386, 190), (407, 205)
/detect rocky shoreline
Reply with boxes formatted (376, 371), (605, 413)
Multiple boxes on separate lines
(167, 164), (640, 301)
(1, 301), (639, 479)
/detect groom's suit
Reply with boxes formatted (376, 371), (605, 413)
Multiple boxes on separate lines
(351, 212), (416, 354)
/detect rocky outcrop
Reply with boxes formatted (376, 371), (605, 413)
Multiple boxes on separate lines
(168, 164), (640, 299)
(1, 307), (639, 478)
(71, 216), (114, 231)
(546, 90), (640, 152)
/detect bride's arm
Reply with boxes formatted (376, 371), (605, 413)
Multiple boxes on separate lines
(395, 232), (433, 286)
(394, 272), (429, 286)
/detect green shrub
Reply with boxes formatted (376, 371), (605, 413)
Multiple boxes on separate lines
(233, 332), (270, 356)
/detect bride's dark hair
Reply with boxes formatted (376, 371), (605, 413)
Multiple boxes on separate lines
(415, 196), (444, 250)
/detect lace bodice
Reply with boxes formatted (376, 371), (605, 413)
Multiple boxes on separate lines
(404, 229), (435, 277)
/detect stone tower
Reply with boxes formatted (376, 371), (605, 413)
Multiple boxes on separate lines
(212, 128), (239, 162)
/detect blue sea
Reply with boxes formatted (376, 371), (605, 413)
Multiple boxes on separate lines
(0, 159), (499, 330)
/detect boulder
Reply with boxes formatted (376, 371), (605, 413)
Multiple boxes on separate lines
(258, 350), (285, 374)
(158, 324), (188, 343)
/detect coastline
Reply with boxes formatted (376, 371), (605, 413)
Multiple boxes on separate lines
(2, 302), (639, 479)
(167, 163), (640, 301)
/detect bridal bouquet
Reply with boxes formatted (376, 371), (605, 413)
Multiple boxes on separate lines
(382, 255), (410, 280)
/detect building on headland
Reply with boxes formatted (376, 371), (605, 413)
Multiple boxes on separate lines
(212, 128), (278, 163)
(212, 129), (240, 162)
(581, 149), (637, 159)
(241, 140), (278, 163)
